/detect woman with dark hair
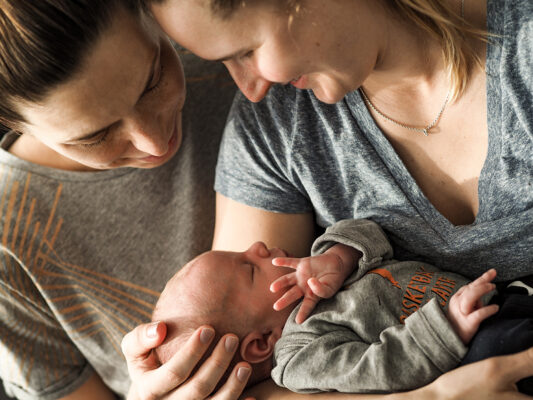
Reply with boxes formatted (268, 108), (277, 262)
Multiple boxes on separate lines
(0, 1), (244, 398)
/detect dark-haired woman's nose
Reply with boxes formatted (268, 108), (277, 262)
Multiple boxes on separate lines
(126, 119), (169, 156)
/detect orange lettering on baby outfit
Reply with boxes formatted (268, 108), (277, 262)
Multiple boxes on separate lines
(368, 268), (402, 289)
(431, 276), (457, 307)
(399, 266), (435, 324)
(404, 289), (424, 304)
(407, 283), (427, 294)
(432, 288), (450, 306)
(412, 275), (431, 284)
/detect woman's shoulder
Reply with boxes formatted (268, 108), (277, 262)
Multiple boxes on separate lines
(227, 84), (344, 142)
(492, 0), (532, 56)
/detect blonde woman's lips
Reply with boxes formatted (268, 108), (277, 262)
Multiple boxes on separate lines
(290, 75), (307, 89)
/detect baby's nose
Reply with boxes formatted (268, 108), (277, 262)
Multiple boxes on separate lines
(249, 241), (270, 257)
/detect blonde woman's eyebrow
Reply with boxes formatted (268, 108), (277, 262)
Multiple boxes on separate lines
(212, 47), (250, 62)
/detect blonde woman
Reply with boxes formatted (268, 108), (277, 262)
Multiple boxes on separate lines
(122, 0), (533, 399)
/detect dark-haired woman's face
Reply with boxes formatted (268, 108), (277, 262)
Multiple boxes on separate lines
(15, 8), (185, 170)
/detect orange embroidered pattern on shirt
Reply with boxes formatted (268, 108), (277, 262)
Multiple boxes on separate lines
(0, 169), (159, 389)
(399, 267), (435, 323)
(367, 268), (402, 289)
(398, 266), (457, 323)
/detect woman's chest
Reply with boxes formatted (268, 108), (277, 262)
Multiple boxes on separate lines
(382, 75), (489, 226)
(388, 123), (488, 226)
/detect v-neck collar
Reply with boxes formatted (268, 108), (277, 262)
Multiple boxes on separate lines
(344, 0), (503, 239)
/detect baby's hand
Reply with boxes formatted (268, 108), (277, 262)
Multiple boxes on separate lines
(447, 269), (499, 344)
(270, 249), (353, 324)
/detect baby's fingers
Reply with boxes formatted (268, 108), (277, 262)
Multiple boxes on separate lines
(295, 295), (320, 324)
(467, 304), (499, 326)
(273, 286), (303, 311)
(270, 273), (296, 293)
(272, 257), (299, 269)
(471, 268), (497, 286)
(307, 277), (335, 298)
(460, 282), (496, 314)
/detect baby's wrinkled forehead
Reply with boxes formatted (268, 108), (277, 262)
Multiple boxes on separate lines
(182, 251), (237, 284)
(166, 252), (234, 311)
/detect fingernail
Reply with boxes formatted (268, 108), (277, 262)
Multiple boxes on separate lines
(237, 366), (251, 382)
(225, 336), (238, 353)
(147, 322), (159, 338)
(200, 328), (214, 344)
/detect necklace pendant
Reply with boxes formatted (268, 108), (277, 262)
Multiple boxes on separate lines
(422, 128), (429, 136)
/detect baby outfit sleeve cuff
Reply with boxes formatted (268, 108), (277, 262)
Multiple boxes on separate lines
(405, 298), (467, 372)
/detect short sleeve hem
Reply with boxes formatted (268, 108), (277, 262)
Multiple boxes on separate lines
(4, 363), (96, 400)
(215, 170), (313, 214)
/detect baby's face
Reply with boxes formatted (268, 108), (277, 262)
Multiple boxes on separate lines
(190, 242), (295, 326)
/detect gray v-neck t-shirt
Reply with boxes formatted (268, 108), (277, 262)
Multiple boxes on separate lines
(215, 0), (532, 282)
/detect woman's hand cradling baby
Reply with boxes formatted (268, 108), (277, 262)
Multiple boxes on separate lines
(121, 322), (254, 400)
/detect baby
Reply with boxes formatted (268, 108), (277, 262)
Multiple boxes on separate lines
(152, 219), (507, 392)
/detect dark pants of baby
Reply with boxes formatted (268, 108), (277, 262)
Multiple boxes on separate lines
(460, 288), (533, 395)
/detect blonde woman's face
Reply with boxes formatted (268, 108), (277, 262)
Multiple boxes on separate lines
(16, 8), (186, 170)
(151, 0), (381, 104)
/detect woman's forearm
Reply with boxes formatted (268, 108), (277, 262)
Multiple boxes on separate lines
(248, 348), (533, 400)
(244, 379), (432, 400)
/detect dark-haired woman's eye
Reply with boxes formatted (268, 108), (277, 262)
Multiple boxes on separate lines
(79, 131), (109, 148)
(147, 63), (164, 93)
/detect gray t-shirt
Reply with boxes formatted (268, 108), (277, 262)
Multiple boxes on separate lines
(0, 51), (235, 399)
(215, 0), (532, 282)
(272, 219), (471, 393)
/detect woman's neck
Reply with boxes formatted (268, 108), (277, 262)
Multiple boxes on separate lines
(361, 0), (486, 104)
(364, 7), (449, 97)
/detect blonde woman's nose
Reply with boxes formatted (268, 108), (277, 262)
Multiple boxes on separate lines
(226, 63), (273, 103)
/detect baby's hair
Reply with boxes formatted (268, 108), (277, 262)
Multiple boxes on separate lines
(151, 258), (250, 365)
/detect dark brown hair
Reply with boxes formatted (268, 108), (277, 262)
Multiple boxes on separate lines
(0, 0), (141, 129)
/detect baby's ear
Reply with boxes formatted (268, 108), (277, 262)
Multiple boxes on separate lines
(240, 326), (283, 364)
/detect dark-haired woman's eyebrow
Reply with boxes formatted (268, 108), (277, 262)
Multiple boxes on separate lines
(67, 46), (160, 143)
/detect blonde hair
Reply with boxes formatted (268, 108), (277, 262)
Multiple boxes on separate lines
(388, 0), (489, 101)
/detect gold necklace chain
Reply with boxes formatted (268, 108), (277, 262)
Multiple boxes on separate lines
(359, 0), (464, 137)
(359, 88), (450, 136)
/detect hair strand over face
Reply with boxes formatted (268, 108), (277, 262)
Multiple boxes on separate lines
(387, 0), (489, 101)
